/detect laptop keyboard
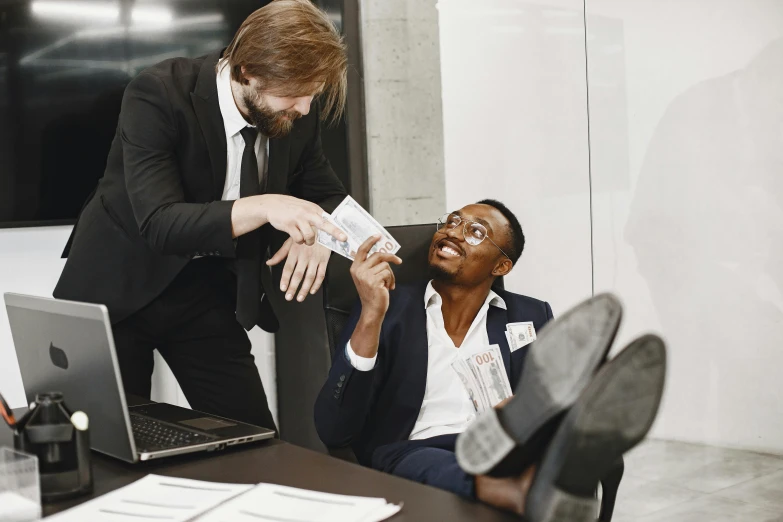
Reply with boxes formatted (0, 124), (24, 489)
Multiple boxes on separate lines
(131, 414), (215, 453)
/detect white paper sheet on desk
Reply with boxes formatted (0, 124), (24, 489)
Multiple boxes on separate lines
(196, 483), (402, 522)
(44, 474), (253, 522)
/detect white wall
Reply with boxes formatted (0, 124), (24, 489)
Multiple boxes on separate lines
(440, 0), (783, 454)
(0, 226), (71, 408)
(439, 0), (594, 314)
(0, 227), (277, 425)
(586, 0), (783, 454)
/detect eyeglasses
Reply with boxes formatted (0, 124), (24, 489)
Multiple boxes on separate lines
(436, 213), (511, 260)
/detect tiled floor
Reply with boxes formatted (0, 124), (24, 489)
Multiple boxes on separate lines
(612, 439), (783, 521)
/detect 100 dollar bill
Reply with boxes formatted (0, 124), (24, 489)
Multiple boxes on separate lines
(317, 196), (401, 260)
(452, 344), (513, 413)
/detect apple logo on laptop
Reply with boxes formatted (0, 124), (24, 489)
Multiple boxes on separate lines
(49, 343), (69, 370)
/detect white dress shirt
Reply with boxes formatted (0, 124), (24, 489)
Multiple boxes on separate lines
(216, 59), (269, 201)
(346, 281), (507, 440)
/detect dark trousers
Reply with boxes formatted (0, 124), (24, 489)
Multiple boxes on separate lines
(112, 258), (276, 431)
(371, 434), (475, 499)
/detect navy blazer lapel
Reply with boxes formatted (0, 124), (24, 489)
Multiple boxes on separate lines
(191, 50), (227, 199)
(487, 305), (512, 381)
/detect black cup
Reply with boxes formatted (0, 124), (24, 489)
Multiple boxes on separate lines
(14, 392), (93, 502)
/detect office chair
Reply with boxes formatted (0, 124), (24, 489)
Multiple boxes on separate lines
(322, 223), (622, 521)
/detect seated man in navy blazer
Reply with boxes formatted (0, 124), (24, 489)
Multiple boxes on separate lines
(314, 200), (555, 510)
(315, 199), (668, 518)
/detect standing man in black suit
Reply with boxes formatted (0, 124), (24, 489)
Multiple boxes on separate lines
(54, 0), (350, 431)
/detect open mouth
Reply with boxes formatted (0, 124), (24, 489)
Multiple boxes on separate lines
(436, 239), (463, 258)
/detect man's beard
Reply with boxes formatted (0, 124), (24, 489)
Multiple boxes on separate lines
(428, 262), (460, 283)
(243, 94), (301, 138)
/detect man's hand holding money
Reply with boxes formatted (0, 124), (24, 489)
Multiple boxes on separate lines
(233, 193), (349, 303)
(347, 236), (402, 359)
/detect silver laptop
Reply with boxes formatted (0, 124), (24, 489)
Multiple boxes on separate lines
(4, 293), (275, 462)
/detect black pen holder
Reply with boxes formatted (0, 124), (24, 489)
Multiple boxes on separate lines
(13, 392), (93, 502)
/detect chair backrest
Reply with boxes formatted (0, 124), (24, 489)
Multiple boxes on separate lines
(323, 223), (504, 357)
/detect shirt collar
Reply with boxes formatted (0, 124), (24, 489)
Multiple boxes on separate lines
(216, 59), (252, 139)
(424, 280), (507, 310)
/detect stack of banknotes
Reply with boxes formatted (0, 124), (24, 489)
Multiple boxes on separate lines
(452, 322), (538, 413)
(317, 196), (401, 260)
(452, 345), (513, 414)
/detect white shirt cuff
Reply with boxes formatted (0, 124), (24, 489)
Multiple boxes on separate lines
(345, 340), (377, 371)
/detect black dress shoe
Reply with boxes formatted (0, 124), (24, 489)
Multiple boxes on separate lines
(456, 293), (623, 477)
(524, 334), (667, 522)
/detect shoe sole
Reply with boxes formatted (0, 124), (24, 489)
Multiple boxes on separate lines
(456, 293), (623, 476)
(525, 334), (667, 522)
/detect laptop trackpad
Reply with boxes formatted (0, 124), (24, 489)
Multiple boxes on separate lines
(180, 417), (237, 431)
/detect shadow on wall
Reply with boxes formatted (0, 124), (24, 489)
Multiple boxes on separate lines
(626, 38), (783, 434)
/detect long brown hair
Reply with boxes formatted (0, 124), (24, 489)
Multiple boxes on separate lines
(222, 0), (347, 124)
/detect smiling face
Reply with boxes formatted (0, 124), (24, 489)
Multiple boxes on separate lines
(428, 204), (514, 286)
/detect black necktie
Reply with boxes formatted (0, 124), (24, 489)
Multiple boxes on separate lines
(235, 127), (263, 330)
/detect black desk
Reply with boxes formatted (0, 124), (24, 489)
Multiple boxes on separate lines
(1, 412), (517, 521)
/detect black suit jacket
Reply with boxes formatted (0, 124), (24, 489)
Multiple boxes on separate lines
(313, 281), (554, 466)
(54, 50), (347, 329)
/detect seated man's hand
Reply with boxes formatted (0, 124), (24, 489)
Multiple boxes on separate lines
(495, 396), (513, 409)
(350, 235), (403, 320)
